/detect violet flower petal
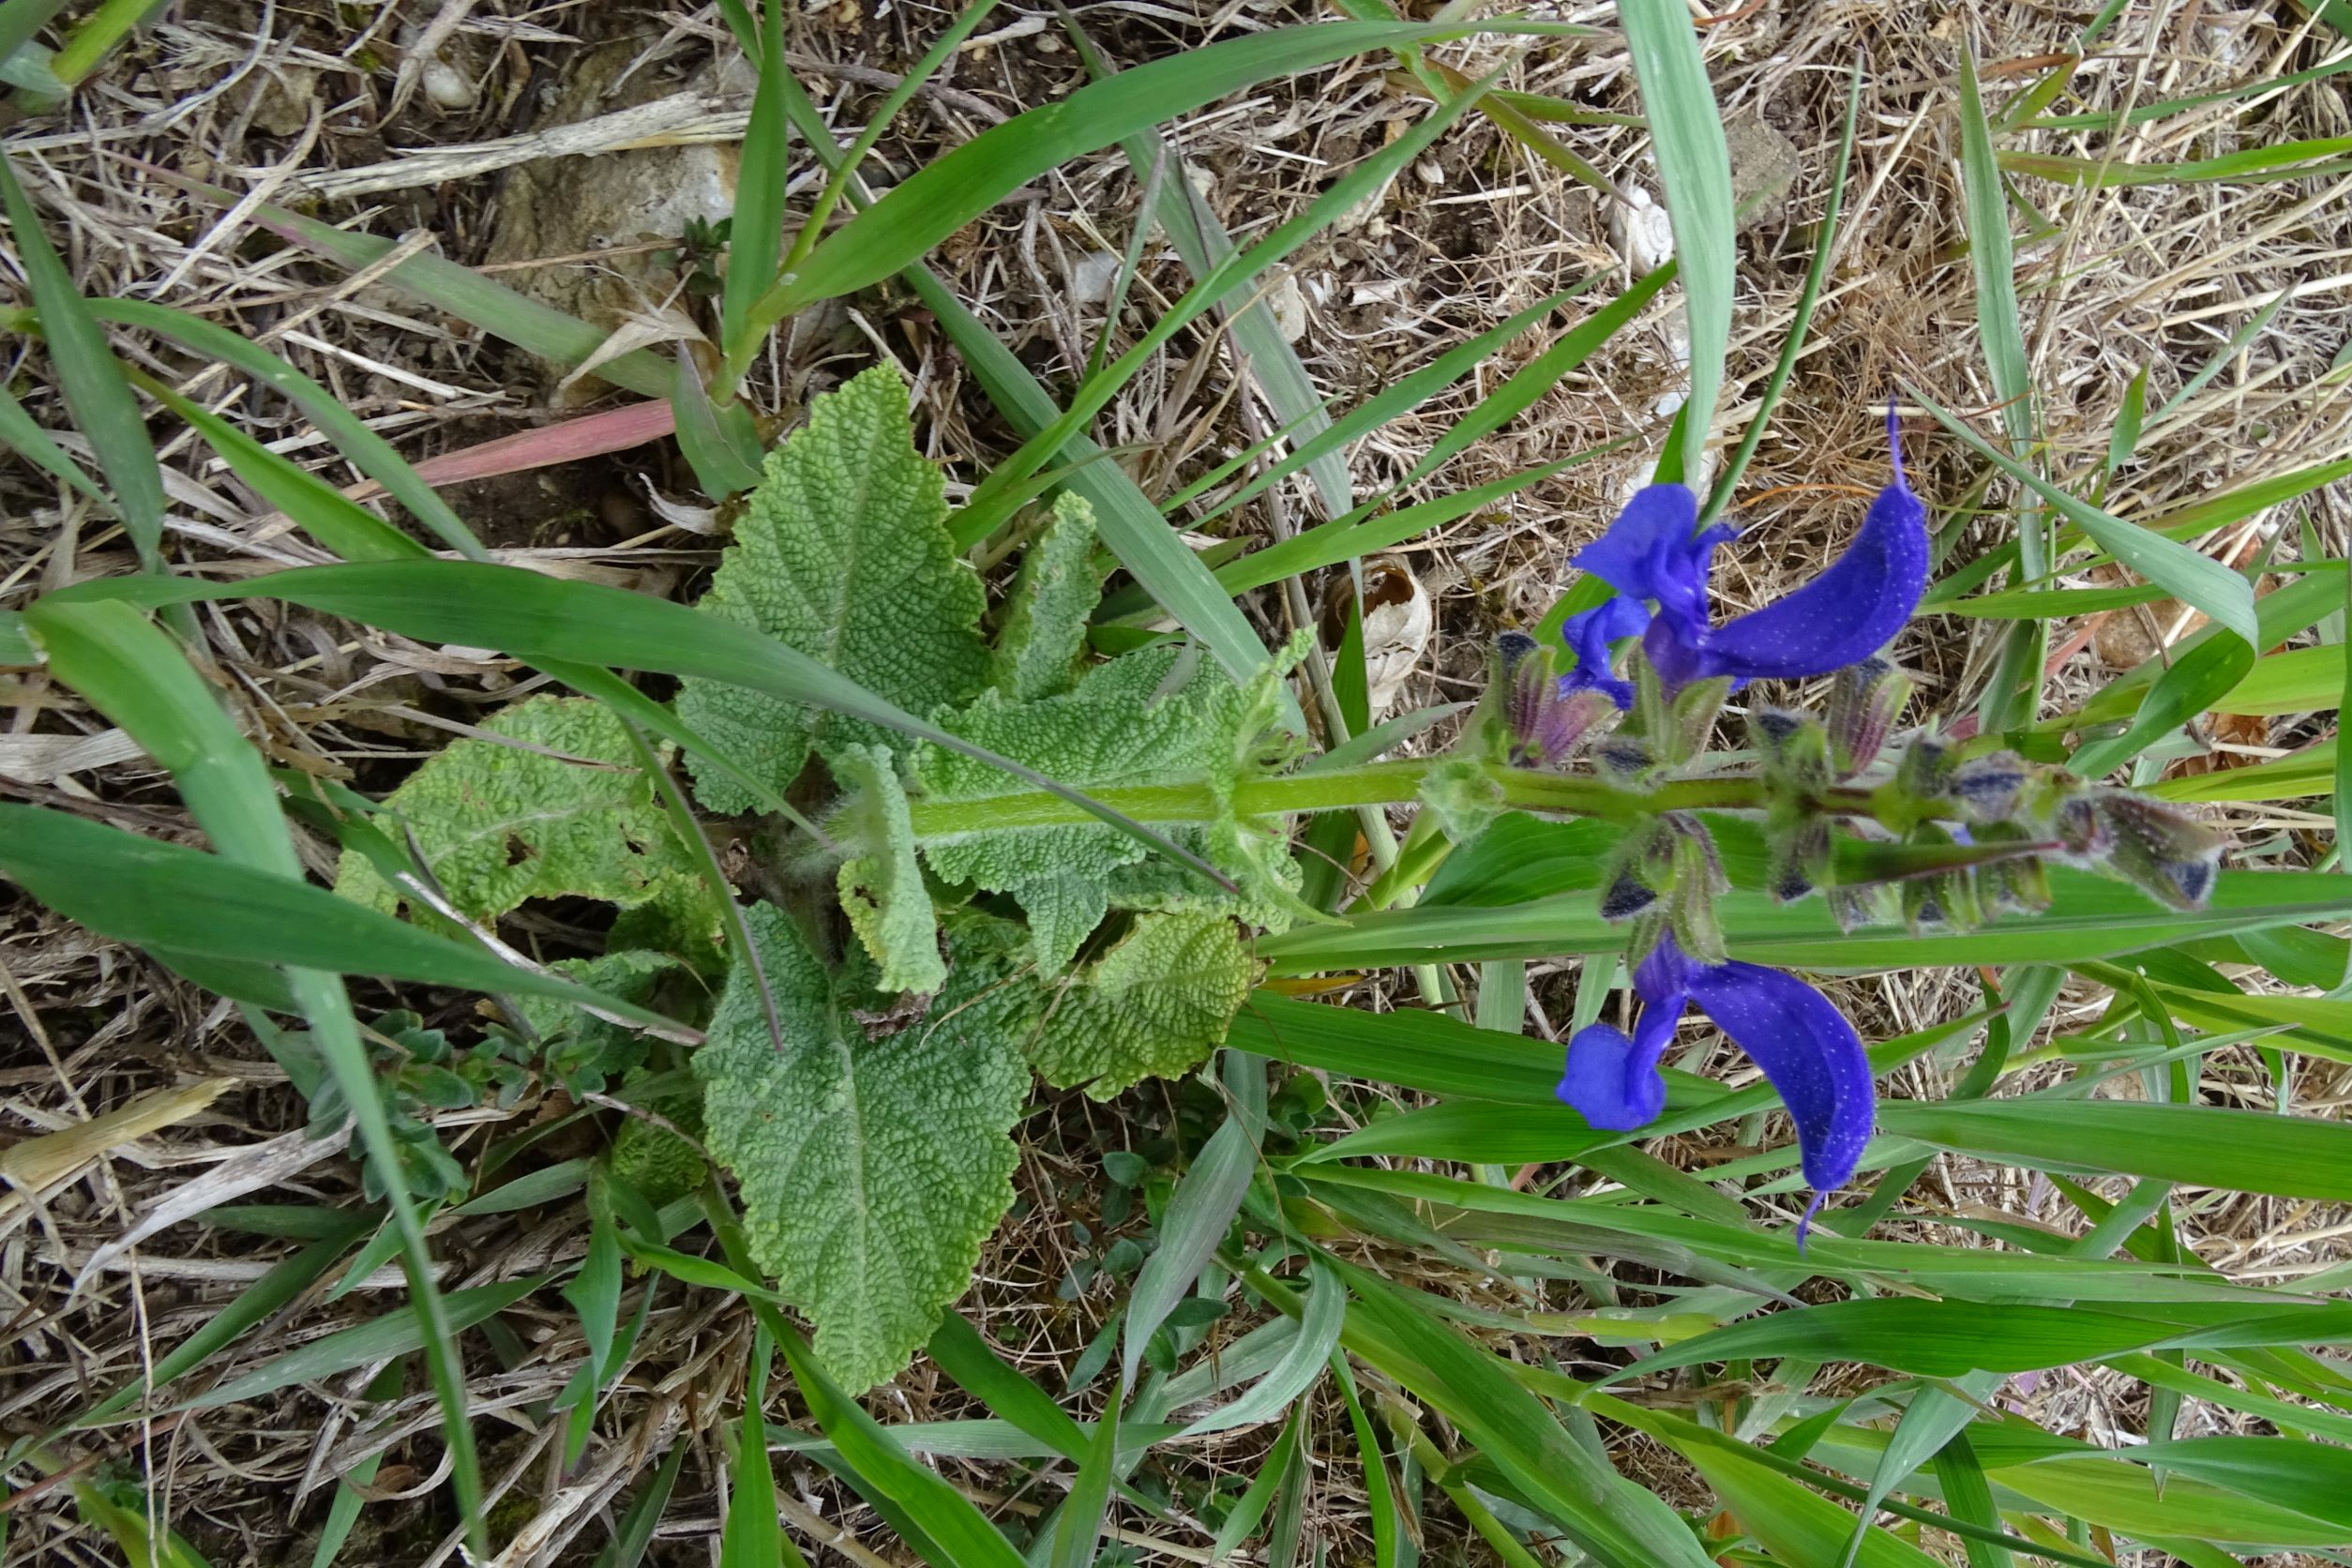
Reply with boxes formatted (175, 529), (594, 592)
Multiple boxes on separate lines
(1559, 596), (1650, 710)
(1681, 958), (1876, 1240)
(1571, 484), (1699, 604)
(1696, 477), (1929, 684)
(1557, 996), (1681, 1130)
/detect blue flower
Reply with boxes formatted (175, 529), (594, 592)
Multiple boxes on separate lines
(1567, 416), (1929, 695)
(1556, 933), (1874, 1244)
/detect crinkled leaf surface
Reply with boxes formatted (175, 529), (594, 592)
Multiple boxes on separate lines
(677, 367), (988, 811)
(1010, 872), (1108, 976)
(912, 645), (1303, 934)
(335, 695), (691, 922)
(833, 744), (945, 995)
(990, 493), (1105, 702)
(698, 903), (1026, 1391)
(1030, 913), (1257, 1097)
(915, 646), (1234, 888)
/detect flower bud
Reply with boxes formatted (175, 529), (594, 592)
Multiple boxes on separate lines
(1969, 822), (2053, 915)
(1600, 815), (1726, 962)
(1752, 708), (1830, 793)
(1669, 675), (1734, 762)
(1901, 826), (1983, 932)
(1827, 656), (1911, 778)
(2092, 792), (2226, 910)
(2049, 787), (2107, 861)
(1593, 734), (1658, 786)
(1420, 758), (1504, 844)
(1895, 732), (1955, 801)
(1498, 631), (1620, 768)
(1828, 882), (1900, 933)
(1947, 753), (2028, 823)
(1767, 814), (1831, 903)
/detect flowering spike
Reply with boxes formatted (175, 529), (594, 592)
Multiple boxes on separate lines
(1826, 656), (1911, 778)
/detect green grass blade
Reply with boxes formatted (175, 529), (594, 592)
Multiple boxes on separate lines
(1929, 1430), (2015, 1568)
(1181, 284), (1586, 529)
(1256, 860), (2352, 972)
(903, 279), (1281, 703)
(163, 1276), (544, 1412)
(958, 72), (1493, 543)
(775, 0), (1002, 309)
(1410, 263), (1673, 487)
(90, 299), (491, 560)
(51, 561), (1233, 883)
(1876, 1098), (2352, 1202)
(0, 154), (164, 570)
(1954, 39), (2041, 576)
(721, 1327), (810, 1568)
(2068, 631), (2255, 777)
(0, 0), (71, 68)
(190, 185), (672, 398)
(1619, 5), (1732, 485)
(0, 802), (683, 1024)
(1678, 1440), (1941, 1567)
(1123, 1113), (1255, 1383)
(671, 347), (765, 499)
(774, 1327), (1030, 1568)
(742, 21), (1483, 344)
(719, 0), (790, 359)
(1047, 1376), (1122, 1568)
(1331, 1259), (1715, 1568)
(592, 1435), (690, 1568)
(1704, 65), (1859, 523)
(143, 383), (423, 564)
(1999, 133), (2352, 187)
(1094, 91), (1351, 518)
(0, 380), (106, 503)
(1907, 382), (2258, 645)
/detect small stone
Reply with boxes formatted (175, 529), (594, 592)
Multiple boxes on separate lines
(1266, 273), (1308, 343)
(1070, 251), (1121, 305)
(421, 57), (475, 110)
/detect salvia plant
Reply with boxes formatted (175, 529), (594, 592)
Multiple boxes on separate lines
(9, 3), (2352, 1564)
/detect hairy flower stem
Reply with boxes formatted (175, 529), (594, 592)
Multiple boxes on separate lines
(900, 760), (1894, 840)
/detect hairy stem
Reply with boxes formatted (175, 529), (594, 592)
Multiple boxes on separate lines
(900, 759), (1891, 839)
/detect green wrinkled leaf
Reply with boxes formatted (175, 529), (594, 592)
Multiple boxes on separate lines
(833, 744), (946, 995)
(912, 644), (1303, 931)
(1013, 872), (1107, 977)
(990, 493), (1105, 701)
(1026, 913), (1257, 1098)
(678, 367), (988, 811)
(336, 695), (703, 927)
(698, 903), (1026, 1391)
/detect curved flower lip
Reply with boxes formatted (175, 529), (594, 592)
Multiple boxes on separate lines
(1696, 478), (1928, 684)
(1556, 934), (1875, 1245)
